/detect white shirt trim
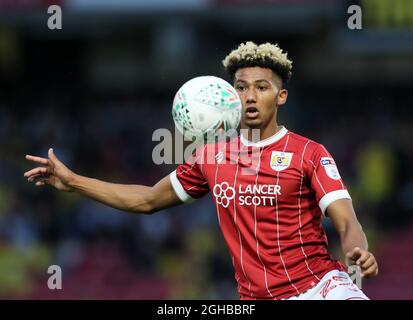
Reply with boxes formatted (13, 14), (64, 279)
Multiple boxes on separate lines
(169, 170), (195, 203)
(240, 126), (288, 148)
(319, 189), (351, 215)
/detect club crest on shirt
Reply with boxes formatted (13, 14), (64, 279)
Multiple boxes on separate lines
(320, 157), (341, 180)
(270, 151), (293, 172)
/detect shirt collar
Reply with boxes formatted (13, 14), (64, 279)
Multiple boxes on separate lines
(240, 126), (288, 147)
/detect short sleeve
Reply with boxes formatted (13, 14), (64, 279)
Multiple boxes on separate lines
(307, 143), (351, 215)
(169, 147), (210, 203)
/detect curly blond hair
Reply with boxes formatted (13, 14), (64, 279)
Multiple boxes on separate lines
(222, 41), (293, 83)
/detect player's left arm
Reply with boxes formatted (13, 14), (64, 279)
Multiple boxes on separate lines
(327, 199), (379, 279)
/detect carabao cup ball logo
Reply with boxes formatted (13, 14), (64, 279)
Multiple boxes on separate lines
(213, 182), (236, 208)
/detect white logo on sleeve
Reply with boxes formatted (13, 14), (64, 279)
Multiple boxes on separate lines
(320, 157), (341, 180)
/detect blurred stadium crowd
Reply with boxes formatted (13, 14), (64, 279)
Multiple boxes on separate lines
(0, 0), (412, 299)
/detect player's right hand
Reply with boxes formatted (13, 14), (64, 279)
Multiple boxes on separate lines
(24, 148), (75, 192)
(345, 246), (378, 279)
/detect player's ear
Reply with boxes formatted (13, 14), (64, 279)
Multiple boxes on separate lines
(277, 89), (288, 106)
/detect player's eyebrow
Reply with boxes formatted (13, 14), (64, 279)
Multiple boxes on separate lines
(234, 79), (271, 85)
(254, 79), (271, 84)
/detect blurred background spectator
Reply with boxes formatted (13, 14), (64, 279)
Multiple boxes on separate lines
(0, 0), (412, 299)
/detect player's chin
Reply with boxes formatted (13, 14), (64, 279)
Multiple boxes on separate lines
(242, 113), (261, 124)
(243, 118), (262, 128)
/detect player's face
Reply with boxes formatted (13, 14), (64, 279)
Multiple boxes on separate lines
(234, 67), (288, 130)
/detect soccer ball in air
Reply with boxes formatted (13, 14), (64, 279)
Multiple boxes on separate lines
(172, 76), (242, 141)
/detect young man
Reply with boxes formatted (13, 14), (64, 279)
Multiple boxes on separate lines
(24, 42), (378, 300)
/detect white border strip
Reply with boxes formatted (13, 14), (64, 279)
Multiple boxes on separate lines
(319, 189), (351, 214)
(169, 170), (195, 203)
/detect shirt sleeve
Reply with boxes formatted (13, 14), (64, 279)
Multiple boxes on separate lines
(169, 147), (210, 203)
(307, 143), (351, 215)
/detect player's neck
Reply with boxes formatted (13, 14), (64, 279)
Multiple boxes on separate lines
(241, 123), (282, 142)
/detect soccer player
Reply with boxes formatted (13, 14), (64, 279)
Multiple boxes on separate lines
(24, 41), (378, 300)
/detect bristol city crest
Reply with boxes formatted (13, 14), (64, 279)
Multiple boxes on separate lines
(270, 151), (293, 172)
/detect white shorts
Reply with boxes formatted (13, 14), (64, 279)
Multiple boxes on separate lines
(285, 269), (369, 300)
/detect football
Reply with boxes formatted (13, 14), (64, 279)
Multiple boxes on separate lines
(172, 76), (241, 141)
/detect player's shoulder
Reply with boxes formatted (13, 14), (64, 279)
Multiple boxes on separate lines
(287, 131), (333, 162)
(287, 130), (321, 151)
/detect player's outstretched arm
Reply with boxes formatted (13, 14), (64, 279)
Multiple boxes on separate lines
(24, 148), (182, 214)
(327, 199), (379, 278)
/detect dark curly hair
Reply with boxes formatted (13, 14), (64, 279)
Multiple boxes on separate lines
(222, 41), (293, 84)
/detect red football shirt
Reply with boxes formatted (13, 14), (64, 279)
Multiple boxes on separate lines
(170, 126), (349, 299)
